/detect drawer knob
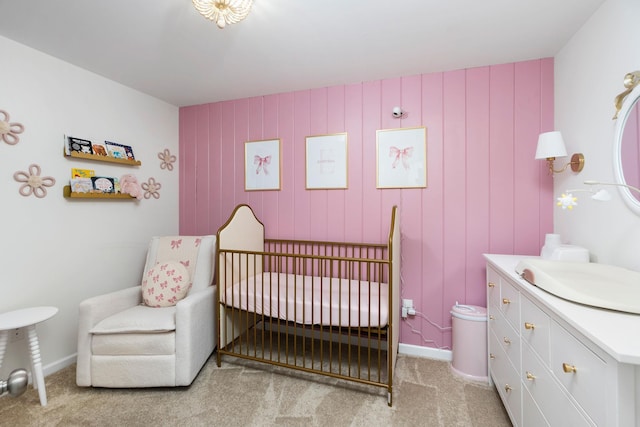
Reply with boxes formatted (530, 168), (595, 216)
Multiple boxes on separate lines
(503, 337), (511, 345)
(504, 384), (512, 392)
(524, 322), (535, 330)
(502, 298), (511, 305)
(489, 315), (495, 320)
(526, 371), (536, 380)
(488, 282), (495, 288)
(489, 353), (495, 360)
(562, 363), (577, 374)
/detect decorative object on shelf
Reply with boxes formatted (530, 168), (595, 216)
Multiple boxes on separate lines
(0, 369), (28, 398)
(0, 109), (25, 145)
(305, 133), (348, 190)
(13, 164), (56, 198)
(120, 174), (143, 200)
(244, 138), (281, 191)
(535, 131), (585, 175)
(376, 127), (427, 188)
(192, 0), (253, 29)
(158, 148), (176, 171)
(613, 70), (640, 119)
(142, 177), (162, 199)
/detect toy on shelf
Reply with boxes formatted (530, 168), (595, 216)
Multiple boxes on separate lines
(120, 174), (143, 200)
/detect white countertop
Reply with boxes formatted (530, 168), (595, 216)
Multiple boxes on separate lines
(485, 254), (640, 365)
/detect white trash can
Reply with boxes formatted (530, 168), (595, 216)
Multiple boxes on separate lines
(450, 303), (488, 382)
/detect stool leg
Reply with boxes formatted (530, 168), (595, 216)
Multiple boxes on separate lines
(26, 325), (47, 406)
(0, 330), (7, 371)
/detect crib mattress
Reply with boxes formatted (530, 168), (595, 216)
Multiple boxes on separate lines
(223, 273), (389, 327)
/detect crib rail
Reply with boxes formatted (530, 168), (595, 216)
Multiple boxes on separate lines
(217, 242), (392, 397)
(215, 204), (399, 406)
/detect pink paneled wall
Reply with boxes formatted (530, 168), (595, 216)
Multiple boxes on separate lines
(179, 58), (555, 350)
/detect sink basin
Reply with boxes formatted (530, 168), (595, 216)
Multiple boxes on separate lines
(515, 259), (640, 314)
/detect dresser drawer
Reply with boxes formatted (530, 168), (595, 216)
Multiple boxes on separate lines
(487, 266), (501, 310)
(550, 321), (605, 426)
(522, 342), (594, 426)
(522, 387), (549, 427)
(520, 296), (550, 364)
(491, 309), (520, 371)
(500, 279), (520, 330)
(490, 330), (522, 426)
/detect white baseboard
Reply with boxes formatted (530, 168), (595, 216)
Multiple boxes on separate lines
(43, 353), (76, 377)
(398, 343), (452, 361)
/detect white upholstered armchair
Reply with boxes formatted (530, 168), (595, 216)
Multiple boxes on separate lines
(76, 235), (217, 388)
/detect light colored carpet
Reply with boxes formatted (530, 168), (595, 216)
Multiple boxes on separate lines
(0, 354), (511, 426)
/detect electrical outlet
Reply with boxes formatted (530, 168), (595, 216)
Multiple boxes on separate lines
(9, 328), (25, 342)
(402, 299), (413, 309)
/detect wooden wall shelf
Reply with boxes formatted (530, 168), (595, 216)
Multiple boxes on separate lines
(63, 185), (137, 199)
(64, 150), (141, 166)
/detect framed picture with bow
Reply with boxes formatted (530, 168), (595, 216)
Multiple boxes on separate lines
(244, 138), (281, 191)
(376, 126), (427, 189)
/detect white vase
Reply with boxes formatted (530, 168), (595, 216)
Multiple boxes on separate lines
(541, 234), (561, 259)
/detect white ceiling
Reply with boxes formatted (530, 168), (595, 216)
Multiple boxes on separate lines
(0, 0), (604, 107)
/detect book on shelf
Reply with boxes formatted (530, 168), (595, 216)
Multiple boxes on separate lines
(71, 168), (95, 178)
(91, 176), (116, 193)
(105, 141), (135, 161)
(91, 143), (109, 157)
(69, 178), (93, 193)
(66, 136), (93, 155)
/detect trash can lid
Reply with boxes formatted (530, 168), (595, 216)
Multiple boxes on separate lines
(451, 303), (487, 320)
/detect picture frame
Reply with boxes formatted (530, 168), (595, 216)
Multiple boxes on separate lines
(244, 138), (281, 191)
(376, 127), (427, 189)
(305, 132), (348, 189)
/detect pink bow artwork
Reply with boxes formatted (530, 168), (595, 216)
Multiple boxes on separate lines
(254, 155), (271, 175)
(389, 146), (414, 170)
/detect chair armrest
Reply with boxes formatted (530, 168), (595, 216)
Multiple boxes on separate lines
(76, 286), (141, 386)
(175, 285), (217, 385)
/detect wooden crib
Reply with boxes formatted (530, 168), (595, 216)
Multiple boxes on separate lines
(215, 204), (400, 405)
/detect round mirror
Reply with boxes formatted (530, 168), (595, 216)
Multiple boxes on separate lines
(613, 84), (640, 215)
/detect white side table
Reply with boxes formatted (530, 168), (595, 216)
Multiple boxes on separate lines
(0, 306), (58, 406)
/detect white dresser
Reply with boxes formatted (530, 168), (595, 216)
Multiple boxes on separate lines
(485, 254), (640, 426)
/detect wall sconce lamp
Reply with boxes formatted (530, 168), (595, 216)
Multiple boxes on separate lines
(392, 107), (406, 119)
(557, 180), (640, 209)
(535, 131), (585, 175)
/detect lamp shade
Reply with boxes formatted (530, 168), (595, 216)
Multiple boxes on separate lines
(535, 131), (568, 159)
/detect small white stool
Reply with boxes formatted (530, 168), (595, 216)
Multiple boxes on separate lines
(0, 306), (58, 406)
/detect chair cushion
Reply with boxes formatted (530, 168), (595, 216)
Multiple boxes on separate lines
(90, 305), (176, 334)
(141, 261), (190, 307)
(92, 332), (175, 355)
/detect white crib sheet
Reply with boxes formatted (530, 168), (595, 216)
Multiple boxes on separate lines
(223, 273), (389, 327)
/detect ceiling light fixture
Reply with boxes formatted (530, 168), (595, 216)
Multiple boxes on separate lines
(192, 0), (253, 29)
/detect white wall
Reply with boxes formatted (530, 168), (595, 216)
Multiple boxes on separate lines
(554, 0), (640, 271)
(0, 36), (179, 378)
